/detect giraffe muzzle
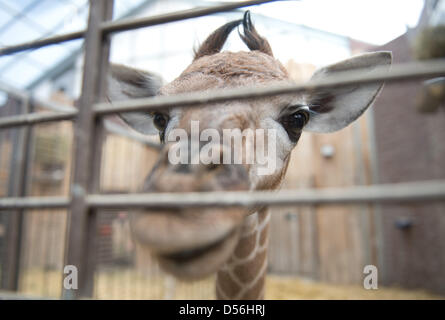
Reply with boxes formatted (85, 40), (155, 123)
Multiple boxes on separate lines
(129, 152), (251, 279)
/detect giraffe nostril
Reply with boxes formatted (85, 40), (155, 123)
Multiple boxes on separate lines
(204, 162), (222, 172)
(173, 163), (191, 174)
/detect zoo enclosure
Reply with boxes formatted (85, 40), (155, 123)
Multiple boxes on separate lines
(0, 0), (445, 299)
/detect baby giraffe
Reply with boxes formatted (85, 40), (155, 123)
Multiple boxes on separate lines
(107, 12), (391, 299)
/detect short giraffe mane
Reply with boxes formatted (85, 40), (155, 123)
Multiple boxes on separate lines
(181, 51), (288, 83)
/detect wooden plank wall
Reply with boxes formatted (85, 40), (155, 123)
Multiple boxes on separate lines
(100, 132), (158, 193)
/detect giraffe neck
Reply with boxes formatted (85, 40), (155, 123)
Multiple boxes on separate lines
(216, 207), (270, 299)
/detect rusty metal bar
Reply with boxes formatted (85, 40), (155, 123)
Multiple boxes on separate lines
(1, 180), (444, 210)
(63, 0), (113, 300)
(0, 0), (276, 57)
(94, 59), (445, 115)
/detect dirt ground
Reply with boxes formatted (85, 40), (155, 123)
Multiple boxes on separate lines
(11, 268), (445, 300)
(265, 275), (444, 299)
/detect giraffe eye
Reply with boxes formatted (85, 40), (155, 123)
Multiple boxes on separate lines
(153, 113), (169, 131)
(280, 109), (309, 142)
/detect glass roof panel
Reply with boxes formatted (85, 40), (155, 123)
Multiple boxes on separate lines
(0, 54), (13, 69)
(0, 0), (149, 91)
(0, 0), (429, 92)
(2, 0), (37, 13)
(0, 19), (43, 46)
(30, 0), (87, 33)
(1, 58), (42, 88)
(0, 8), (11, 31)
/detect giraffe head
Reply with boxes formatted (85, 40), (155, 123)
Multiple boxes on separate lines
(107, 12), (391, 279)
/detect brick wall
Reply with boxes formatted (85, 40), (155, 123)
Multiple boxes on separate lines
(372, 34), (445, 293)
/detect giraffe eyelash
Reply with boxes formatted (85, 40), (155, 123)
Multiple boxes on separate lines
(286, 104), (318, 117)
(306, 105), (320, 116)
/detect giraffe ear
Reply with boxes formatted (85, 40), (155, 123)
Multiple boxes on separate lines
(304, 51), (392, 133)
(107, 64), (163, 135)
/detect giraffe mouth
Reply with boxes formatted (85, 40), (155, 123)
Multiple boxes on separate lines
(156, 228), (240, 279)
(159, 229), (235, 263)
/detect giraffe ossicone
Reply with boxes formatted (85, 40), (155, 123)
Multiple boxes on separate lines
(106, 11), (392, 299)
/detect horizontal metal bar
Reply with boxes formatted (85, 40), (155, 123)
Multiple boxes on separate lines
(30, 98), (77, 113)
(0, 30), (84, 56)
(0, 110), (77, 129)
(0, 81), (77, 128)
(0, 105), (160, 149)
(86, 180), (445, 208)
(0, 112), (161, 149)
(2, 59), (444, 128)
(1, 180), (444, 210)
(0, 0), (276, 57)
(101, 0), (277, 34)
(94, 59), (445, 115)
(0, 196), (69, 209)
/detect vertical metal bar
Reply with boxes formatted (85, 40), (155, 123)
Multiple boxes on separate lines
(82, 0), (114, 298)
(366, 107), (386, 282)
(352, 122), (372, 268)
(1, 96), (31, 291)
(63, 0), (113, 299)
(308, 178), (320, 280)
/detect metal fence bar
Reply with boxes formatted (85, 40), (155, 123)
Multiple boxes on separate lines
(0, 112), (160, 149)
(0, 96), (31, 291)
(1, 180), (444, 210)
(86, 180), (445, 208)
(0, 0), (443, 301)
(63, 0), (113, 300)
(0, 197), (69, 210)
(0, 85), (160, 149)
(0, 111), (77, 129)
(2, 59), (444, 128)
(0, 30), (84, 56)
(0, 0), (276, 57)
(101, 0), (276, 34)
(83, 1), (115, 300)
(94, 59), (445, 114)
